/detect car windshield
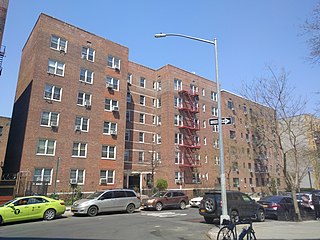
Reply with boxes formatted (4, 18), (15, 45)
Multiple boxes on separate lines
(152, 192), (166, 198)
(1, 199), (15, 207)
(86, 191), (104, 199)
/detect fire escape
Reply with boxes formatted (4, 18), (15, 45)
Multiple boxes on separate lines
(177, 85), (201, 184)
(0, 45), (5, 75)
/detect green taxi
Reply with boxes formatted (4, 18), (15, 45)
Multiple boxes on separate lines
(0, 196), (66, 224)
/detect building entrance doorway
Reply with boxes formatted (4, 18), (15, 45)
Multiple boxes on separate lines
(128, 174), (140, 191)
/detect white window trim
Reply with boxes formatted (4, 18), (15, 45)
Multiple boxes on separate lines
(72, 142), (88, 158)
(101, 145), (116, 159)
(80, 68), (94, 84)
(36, 139), (56, 156)
(100, 170), (115, 185)
(70, 169), (85, 185)
(34, 168), (53, 185)
(48, 59), (65, 76)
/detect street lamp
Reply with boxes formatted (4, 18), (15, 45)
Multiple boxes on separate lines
(154, 33), (229, 223)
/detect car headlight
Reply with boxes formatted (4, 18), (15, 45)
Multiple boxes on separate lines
(147, 199), (155, 204)
(78, 201), (91, 207)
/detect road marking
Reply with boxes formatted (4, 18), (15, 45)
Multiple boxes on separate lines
(141, 211), (187, 218)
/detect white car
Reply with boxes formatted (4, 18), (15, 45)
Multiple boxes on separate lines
(189, 196), (203, 207)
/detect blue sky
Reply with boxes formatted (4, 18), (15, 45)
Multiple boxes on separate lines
(0, 0), (319, 118)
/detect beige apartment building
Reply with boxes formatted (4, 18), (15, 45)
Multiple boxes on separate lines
(2, 13), (284, 196)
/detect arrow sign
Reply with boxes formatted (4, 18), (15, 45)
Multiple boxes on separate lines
(208, 117), (232, 126)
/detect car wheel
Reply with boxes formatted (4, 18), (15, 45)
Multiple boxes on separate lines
(204, 198), (216, 213)
(257, 209), (265, 222)
(87, 205), (98, 217)
(230, 210), (239, 223)
(126, 203), (135, 213)
(204, 216), (214, 224)
(0, 215), (3, 224)
(180, 201), (186, 210)
(43, 209), (56, 221)
(155, 202), (163, 211)
(284, 210), (289, 221)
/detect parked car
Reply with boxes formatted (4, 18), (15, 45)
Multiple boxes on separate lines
(296, 193), (314, 210)
(189, 196), (203, 208)
(71, 189), (141, 216)
(199, 190), (265, 223)
(141, 190), (188, 211)
(258, 195), (295, 220)
(0, 196), (66, 224)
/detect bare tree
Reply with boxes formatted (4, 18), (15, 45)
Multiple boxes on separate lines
(242, 66), (312, 221)
(302, 1), (320, 64)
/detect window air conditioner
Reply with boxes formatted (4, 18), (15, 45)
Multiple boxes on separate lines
(112, 106), (119, 112)
(250, 184), (254, 188)
(75, 125), (81, 132)
(106, 82), (114, 89)
(100, 178), (107, 184)
(59, 46), (66, 53)
(50, 122), (58, 128)
(110, 130), (117, 135)
(70, 179), (77, 184)
(175, 179), (182, 185)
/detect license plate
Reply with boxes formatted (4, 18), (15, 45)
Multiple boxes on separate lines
(262, 204), (268, 208)
(200, 209), (206, 213)
(71, 207), (75, 211)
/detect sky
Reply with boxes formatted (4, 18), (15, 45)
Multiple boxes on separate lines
(0, 0), (319, 118)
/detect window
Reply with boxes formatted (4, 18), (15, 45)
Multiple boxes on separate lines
(202, 104), (206, 112)
(48, 59), (65, 76)
(100, 170), (115, 184)
(211, 92), (217, 101)
(233, 178), (240, 187)
(44, 84), (62, 101)
(140, 95), (145, 105)
(40, 112), (59, 127)
(139, 132), (144, 142)
(77, 92), (91, 107)
(106, 76), (119, 90)
(103, 121), (117, 135)
(125, 130), (130, 141)
(124, 150), (130, 162)
(72, 142), (87, 157)
(174, 97), (182, 108)
(107, 55), (121, 69)
(50, 35), (67, 52)
(75, 116), (89, 132)
(157, 115), (161, 125)
(82, 47), (95, 61)
(140, 77), (146, 88)
(127, 93), (132, 103)
(138, 151), (144, 163)
(80, 68), (93, 84)
(104, 98), (119, 111)
(157, 134), (161, 144)
(205, 155), (208, 163)
(126, 111), (131, 122)
(212, 107), (218, 116)
(174, 79), (182, 91)
(157, 81), (161, 91)
(175, 133), (183, 145)
(174, 115), (183, 126)
(202, 88), (205, 96)
(175, 151), (182, 164)
(152, 134), (156, 143)
(214, 139), (219, 149)
(228, 100), (234, 110)
(204, 137), (207, 145)
(33, 168), (52, 184)
(203, 120), (206, 128)
(175, 172), (183, 182)
(139, 113), (145, 124)
(0, 126), (3, 136)
(102, 145), (116, 159)
(157, 98), (161, 108)
(127, 73), (132, 84)
(192, 172), (201, 183)
(37, 139), (56, 155)
(230, 130), (236, 140)
(70, 169), (85, 185)
(213, 125), (219, 132)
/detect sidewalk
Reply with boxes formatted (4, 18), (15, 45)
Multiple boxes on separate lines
(207, 220), (320, 240)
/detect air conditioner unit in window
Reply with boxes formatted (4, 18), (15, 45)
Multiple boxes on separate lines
(75, 125), (81, 132)
(100, 178), (107, 184)
(175, 179), (182, 185)
(50, 122), (58, 128)
(250, 184), (254, 188)
(110, 130), (117, 135)
(59, 46), (66, 53)
(106, 82), (114, 89)
(70, 179), (77, 184)
(35, 177), (41, 182)
(84, 101), (91, 109)
(81, 54), (86, 59)
(112, 106), (119, 112)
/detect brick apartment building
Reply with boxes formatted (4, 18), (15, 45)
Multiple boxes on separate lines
(0, 116), (10, 178)
(2, 13), (283, 196)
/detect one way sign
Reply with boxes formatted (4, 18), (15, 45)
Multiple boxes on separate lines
(208, 117), (232, 126)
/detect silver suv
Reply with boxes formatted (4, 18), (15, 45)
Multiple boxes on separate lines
(71, 189), (141, 216)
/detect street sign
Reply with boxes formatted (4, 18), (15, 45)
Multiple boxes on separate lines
(208, 117), (232, 126)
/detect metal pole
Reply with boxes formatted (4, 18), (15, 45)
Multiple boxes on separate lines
(53, 157), (60, 198)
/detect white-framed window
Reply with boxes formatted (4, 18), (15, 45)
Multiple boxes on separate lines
(153, 99), (156, 107)
(82, 47), (95, 62)
(192, 172), (201, 183)
(50, 35), (67, 52)
(106, 76), (119, 90)
(153, 81), (157, 90)
(33, 168), (53, 184)
(140, 95), (145, 105)
(37, 139), (56, 156)
(152, 133), (156, 143)
(44, 84), (62, 101)
(139, 113), (145, 124)
(80, 68), (94, 84)
(104, 98), (119, 111)
(175, 133), (183, 145)
(214, 139), (219, 149)
(40, 111), (59, 127)
(102, 145), (116, 159)
(175, 151), (183, 164)
(174, 115), (183, 126)
(157, 134), (161, 144)
(125, 130), (130, 141)
(157, 98), (161, 108)
(204, 137), (207, 145)
(157, 81), (161, 91)
(75, 116), (89, 132)
(202, 104), (206, 112)
(205, 155), (208, 163)
(212, 107), (218, 116)
(126, 111), (131, 122)
(211, 91), (218, 101)
(140, 77), (146, 88)
(124, 150), (130, 162)
(203, 120), (206, 128)
(70, 169), (85, 185)
(127, 92), (132, 103)
(157, 115), (161, 125)
(72, 142), (87, 157)
(228, 100), (234, 110)
(190, 84), (198, 95)
(213, 125), (219, 132)
(139, 132), (144, 142)
(48, 59), (65, 76)
(175, 172), (184, 182)
(202, 88), (205, 96)
(174, 79), (182, 91)
(107, 55), (121, 69)
(77, 92), (92, 107)
(127, 73), (132, 84)
(138, 151), (144, 163)
(152, 116), (156, 124)
(174, 97), (183, 108)
(103, 121), (117, 135)
(215, 156), (220, 165)
(100, 170), (115, 184)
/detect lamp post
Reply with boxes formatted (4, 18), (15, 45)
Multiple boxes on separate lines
(155, 33), (229, 222)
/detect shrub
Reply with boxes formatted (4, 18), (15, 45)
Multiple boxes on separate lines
(156, 179), (168, 191)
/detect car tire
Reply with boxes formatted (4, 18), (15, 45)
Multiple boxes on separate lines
(43, 209), (56, 221)
(155, 202), (163, 211)
(0, 215), (3, 224)
(204, 198), (216, 213)
(87, 205), (98, 217)
(257, 208), (265, 222)
(180, 201), (186, 210)
(204, 216), (214, 224)
(126, 203), (135, 213)
(230, 210), (239, 223)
